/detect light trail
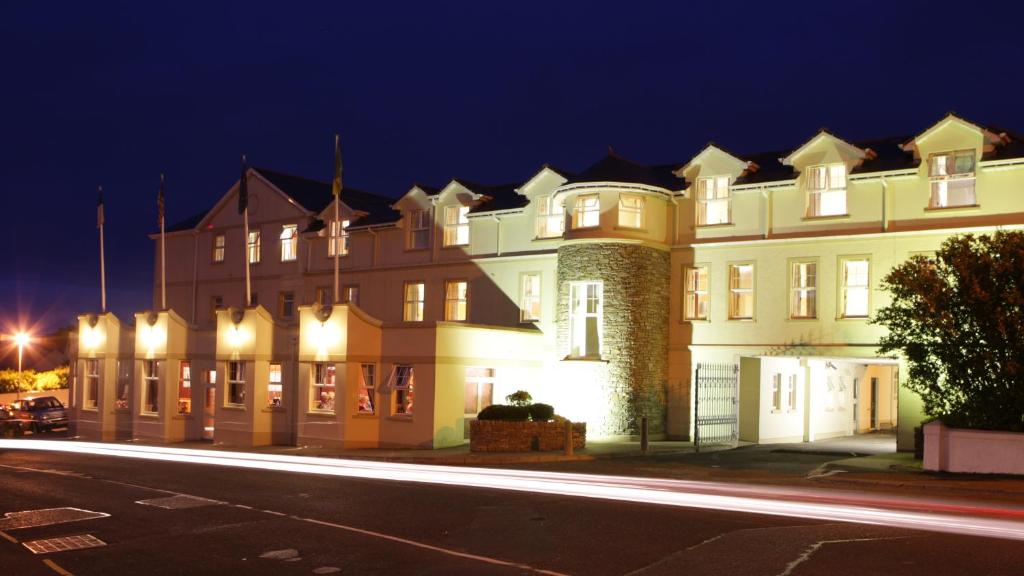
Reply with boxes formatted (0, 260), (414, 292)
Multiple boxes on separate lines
(3, 439), (1024, 542)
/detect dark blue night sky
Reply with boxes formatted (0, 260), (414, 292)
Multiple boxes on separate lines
(2, 0), (1023, 334)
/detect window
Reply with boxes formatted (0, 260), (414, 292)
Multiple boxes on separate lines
(247, 230), (261, 264)
(443, 205), (470, 247)
(392, 365), (415, 416)
(315, 286), (331, 306)
(208, 369), (217, 384)
(178, 361), (192, 415)
(806, 163), (847, 217)
(268, 363), (283, 407)
(85, 359), (99, 409)
(697, 176), (731, 226)
(227, 361), (245, 406)
(328, 219), (350, 256)
(278, 292), (295, 319)
(444, 280), (468, 322)
(520, 273), (542, 322)
(143, 360), (160, 414)
(403, 282), (425, 322)
(618, 194), (645, 229)
(280, 224), (298, 262)
(115, 360), (130, 409)
(343, 285), (359, 306)
(311, 363), (336, 412)
(535, 195), (565, 238)
(771, 373), (782, 412)
(841, 258), (870, 318)
(358, 364), (375, 414)
(210, 295), (223, 322)
(928, 150), (976, 208)
(408, 209), (430, 249)
(569, 282), (602, 358)
(463, 367), (494, 416)
(212, 234), (225, 263)
(790, 261), (817, 319)
(573, 194), (600, 228)
(787, 374), (798, 412)
(728, 264), (755, 320)
(684, 266), (709, 320)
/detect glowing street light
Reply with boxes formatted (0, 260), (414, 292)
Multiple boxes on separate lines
(11, 331), (31, 400)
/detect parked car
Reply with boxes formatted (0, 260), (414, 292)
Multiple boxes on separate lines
(10, 396), (68, 433)
(0, 407), (28, 437)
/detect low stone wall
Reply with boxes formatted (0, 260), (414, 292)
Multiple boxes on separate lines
(470, 420), (586, 453)
(924, 421), (1024, 475)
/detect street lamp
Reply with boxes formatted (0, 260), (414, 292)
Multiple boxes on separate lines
(13, 332), (31, 400)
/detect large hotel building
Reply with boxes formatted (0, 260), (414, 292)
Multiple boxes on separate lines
(69, 113), (1024, 451)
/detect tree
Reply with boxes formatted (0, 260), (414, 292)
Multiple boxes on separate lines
(873, 231), (1024, 431)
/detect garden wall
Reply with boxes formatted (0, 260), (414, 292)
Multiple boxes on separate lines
(470, 420), (586, 452)
(924, 421), (1024, 475)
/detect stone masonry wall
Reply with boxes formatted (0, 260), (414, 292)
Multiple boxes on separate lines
(470, 420), (587, 452)
(557, 243), (670, 437)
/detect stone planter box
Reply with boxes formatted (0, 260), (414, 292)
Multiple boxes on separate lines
(924, 420), (1024, 475)
(470, 420), (586, 452)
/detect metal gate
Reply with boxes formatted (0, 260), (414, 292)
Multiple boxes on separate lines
(694, 363), (738, 451)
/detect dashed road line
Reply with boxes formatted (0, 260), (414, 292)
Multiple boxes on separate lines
(261, 510), (286, 516)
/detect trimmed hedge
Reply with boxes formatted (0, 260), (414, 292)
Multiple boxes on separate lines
(528, 403), (554, 422)
(477, 402), (556, 422)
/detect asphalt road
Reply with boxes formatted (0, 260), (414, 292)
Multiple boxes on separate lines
(1, 445), (1023, 576)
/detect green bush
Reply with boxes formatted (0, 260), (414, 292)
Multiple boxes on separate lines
(0, 366), (69, 394)
(505, 390), (533, 407)
(527, 403), (554, 422)
(478, 404), (531, 421)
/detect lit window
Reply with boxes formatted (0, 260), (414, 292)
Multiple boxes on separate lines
(841, 259), (870, 318)
(806, 163), (847, 217)
(227, 361), (245, 406)
(392, 365), (415, 416)
(696, 176), (731, 226)
(684, 266), (709, 320)
(771, 373), (782, 412)
(443, 205), (470, 247)
(311, 363), (335, 412)
(358, 364), (375, 414)
(790, 261), (817, 319)
(115, 360), (130, 409)
(280, 224), (298, 262)
(85, 359), (99, 410)
(212, 234), (225, 263)
(143, 360), (160, 414)
(328, 219), (350, 256)
(403, 282), (425, 322)
(464, 367), (494, 416)
(408, 209), (430, 249)
(343, 285), (359, 306)
(617, 194), (645, 229)
(315, 286), (331, 306)
(444, 280), (468, 322)
(728, 264), (755, 320)
(278, 292), (295, 319)
(928, 150), (976, 208)
(535, 195), (565, 238)
(268, 363), (282, 407)
(787, 374), (798, 412)
(520, 273), (542, 322)
(247, 230), (261, 264)
(178, 361), (192, 415)
(569, 282), (602, 358)
(573, 194), (600, 228)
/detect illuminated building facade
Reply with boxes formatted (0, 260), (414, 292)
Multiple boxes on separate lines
(70, 113), (1024, 450)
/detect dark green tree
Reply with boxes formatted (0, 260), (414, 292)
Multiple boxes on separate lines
(873, 231), (1024, 431)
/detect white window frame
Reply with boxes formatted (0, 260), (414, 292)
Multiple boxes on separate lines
(408, 209), (430, 250)
(771, 373), (782, 412)
(573, 194), (600, 229)
(227, 361), (245, 406)
(787, 374), (798, 412)
(617, 193), (645, 229)
(328, 219), (350, 256)
(143, 360), (160, 414)
(696, 176), (731, 226)
(443, 205), (470, 247)
(568, 281), (603, 358)
(247, 230), (261, 264)
(444, 279), (468, 322)
(805, 163), (847, 217)
(464, 367), (495, 416)
(358, 363), (376, 414)
(519, 272), (542, 322)
(403, 282), (425, 322)
(728, 263), (755, 320)
(85, 359), (99, 410)
(928, 150), (976, 208)
(178, 360), (192, 415)
(311, 363), (336, 412)
(280, 224), (298, 262)
(268, 363), (283, 407)
(392, 365), (415, 416)
(535, 195), (565, 238)
(212, 233), (225, 263)
(684, 266), (709, 321)
(343, 285), (359, 306)
(840, 257), (871, 318)
(790, 261), (817, 319)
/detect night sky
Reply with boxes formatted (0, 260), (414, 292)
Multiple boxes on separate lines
(3, 0), (1023, 336)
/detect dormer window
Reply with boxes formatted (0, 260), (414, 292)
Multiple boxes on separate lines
(806, 163), (847, 217)
(928, 151), (976, 208)
(408, 209), (430, 250)
(696, 176), (731, 226)
(617, 194), (645, 229)
(573, 194), (600, 229)
(535, 195), (565, 238)
(443, 205), (470, 247)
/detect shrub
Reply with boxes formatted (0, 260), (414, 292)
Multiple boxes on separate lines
(527, 403), (554, 422)
(505, 390), (533, 407)
(477, 404), (530, 421)
(0, 366), (69, 394)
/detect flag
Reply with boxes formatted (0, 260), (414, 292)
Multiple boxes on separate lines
(238, 155), (248, 214)
(97, 186), (105, 228)
(332, 134), (342, 198)
(157, 174), (166, 227)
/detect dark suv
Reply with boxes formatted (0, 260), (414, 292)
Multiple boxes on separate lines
(11, 396), (68, 433)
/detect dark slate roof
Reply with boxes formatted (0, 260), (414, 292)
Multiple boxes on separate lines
(165, 212), (205, 233)
(345, 205), (403, 228)
(983, 127), (1024, 161)
(253, 167), (393, 216)
(733, 150), (796, 185)
(452, 180), (527, 215)
(566, 153), (684, 191)
(850, 135), (919, 174)
(412, 183), (441, 196)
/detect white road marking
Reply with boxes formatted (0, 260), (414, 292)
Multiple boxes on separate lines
(777, 536), (909, 576)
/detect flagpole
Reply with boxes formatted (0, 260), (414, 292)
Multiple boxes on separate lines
(98, 186), (107, 314)
(332, 134), (342, 305)
(241, 156), (251, 308)
(159, 174), (167, 310)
